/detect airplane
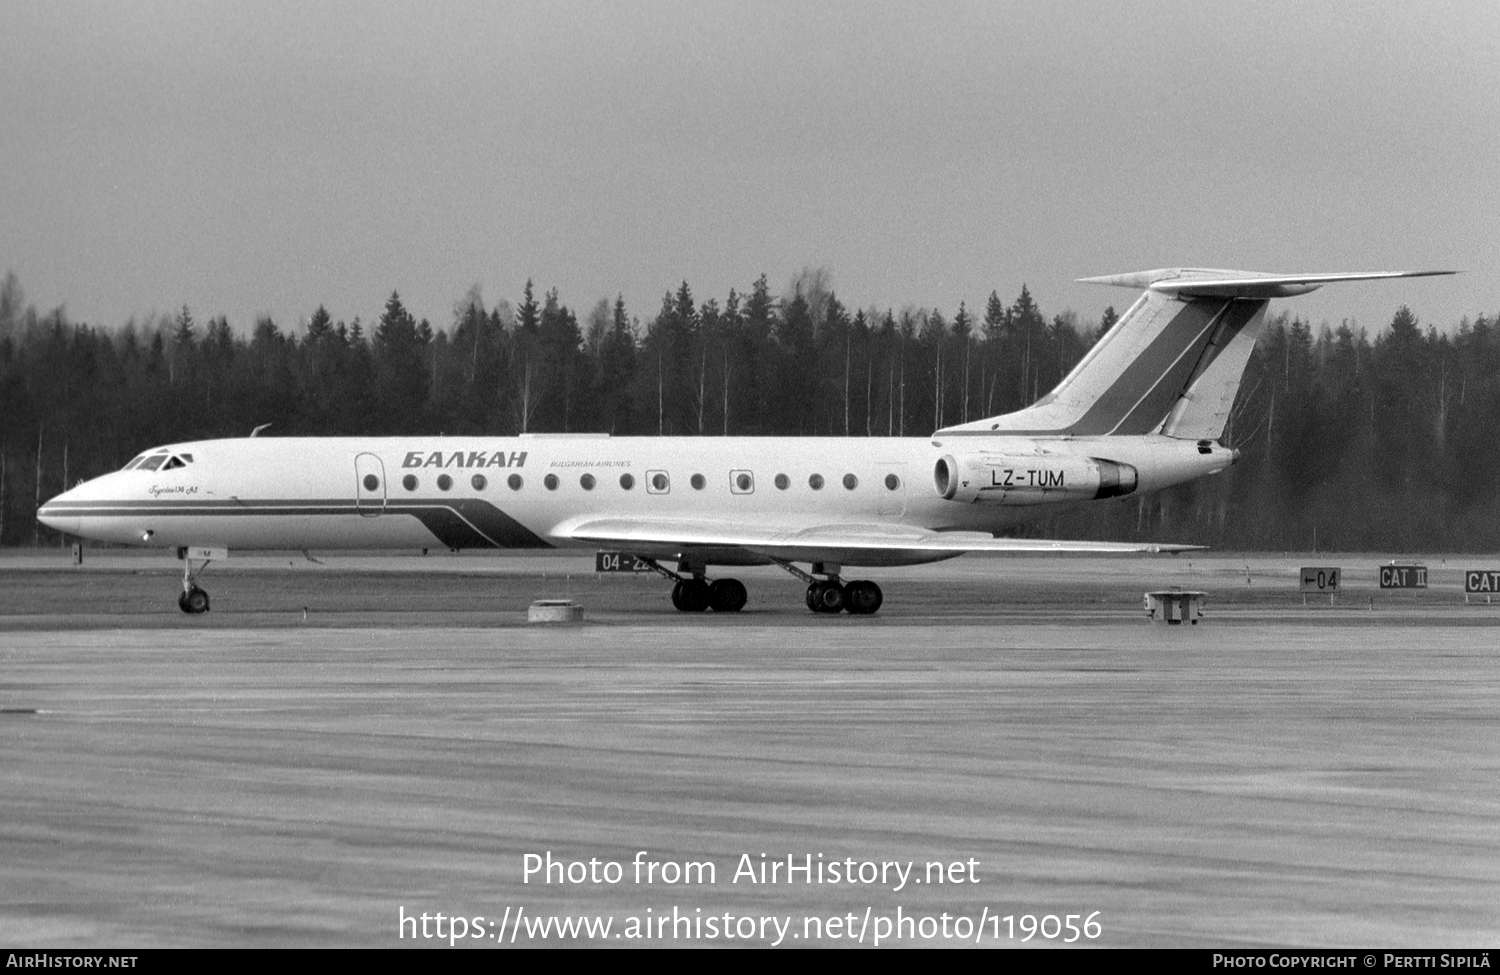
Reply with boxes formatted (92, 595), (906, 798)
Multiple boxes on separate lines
(36, 267), (1452, 616)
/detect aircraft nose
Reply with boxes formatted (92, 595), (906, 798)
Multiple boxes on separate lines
(36, 491), (80, 535)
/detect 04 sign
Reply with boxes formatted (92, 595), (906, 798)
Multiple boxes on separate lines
(1299, 567), (1340, 593)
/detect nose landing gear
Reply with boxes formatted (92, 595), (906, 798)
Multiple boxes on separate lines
(175, 546), (222, 615)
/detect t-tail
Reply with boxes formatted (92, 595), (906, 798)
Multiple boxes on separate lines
(935, 268), (1455, 440)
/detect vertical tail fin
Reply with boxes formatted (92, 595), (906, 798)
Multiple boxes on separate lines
(935, 268), (1454, 439)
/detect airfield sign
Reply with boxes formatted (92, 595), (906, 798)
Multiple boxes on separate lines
(1299, 567), (1340, 593)
(595, 552), (653, 573)
(1465, 570), (1500, 594)
(1379, 564), (1427, 589)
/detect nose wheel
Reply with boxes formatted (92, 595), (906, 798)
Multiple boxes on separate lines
(178, 586), (211, 614)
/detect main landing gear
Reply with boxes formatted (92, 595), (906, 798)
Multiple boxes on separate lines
(634, 557), (882, 616)
(669, 577), (748, 613)
(779, 560), (882, 616)
(633, 559), (748, 613)
(176, 546), (215, 615)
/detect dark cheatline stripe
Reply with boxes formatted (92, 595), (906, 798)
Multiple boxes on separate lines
(1110, 298), (1263, 435)
(39, 498), (355, 511)
(41, 497), (551, 550)
(41, 504), (357, 517)
(1066, 298), (1228, 435)
(389, 500), (550, 549)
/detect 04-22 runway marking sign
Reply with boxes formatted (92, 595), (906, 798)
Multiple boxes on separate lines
(595, 552), (654, 573)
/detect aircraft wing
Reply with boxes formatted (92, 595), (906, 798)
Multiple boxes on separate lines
(563, 517), (1200, 564)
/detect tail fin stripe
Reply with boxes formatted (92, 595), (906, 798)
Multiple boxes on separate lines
(1107, 299), (1262, 435)
(1064, 298), (1226, 435)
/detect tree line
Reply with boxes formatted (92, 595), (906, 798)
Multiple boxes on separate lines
(2, 268), (1497, 551)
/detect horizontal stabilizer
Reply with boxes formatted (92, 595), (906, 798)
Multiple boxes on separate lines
(1079, 268), (1456, 299)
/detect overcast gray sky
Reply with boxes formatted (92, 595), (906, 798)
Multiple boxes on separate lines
(2, 0), (1494, 338)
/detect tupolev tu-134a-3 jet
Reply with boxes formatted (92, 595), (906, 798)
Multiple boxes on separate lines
(38, 268), (1452, 616)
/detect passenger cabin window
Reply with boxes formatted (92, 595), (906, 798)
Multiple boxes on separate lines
(619, 473), (635, 490)
(808, 474), (824, 490)
(508, 474), (523, 490)
(647, 471), (670, 494)
(580, 473), (596, 490)
(544, 474), (559, 491)
(843, 473), (858, 490)
(690, 473), (706, 490)
(731, 470), (754, 494)
(437, 474), (452, 491)
(471, 474), (487, 491)
(774, 473), (789, 490)
(885, 473), (901, 491)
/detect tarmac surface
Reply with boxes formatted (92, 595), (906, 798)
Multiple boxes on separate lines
(1, 549), (1497, 948)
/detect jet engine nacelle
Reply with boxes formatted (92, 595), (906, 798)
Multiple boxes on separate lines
(933, 453), (1138, 505)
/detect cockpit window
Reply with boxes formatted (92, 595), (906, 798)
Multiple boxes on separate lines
(149, 453), (195, 471)
(122, 454), (148, 471)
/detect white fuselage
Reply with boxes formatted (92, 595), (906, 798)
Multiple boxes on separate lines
(39, 433), (1233, 566)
